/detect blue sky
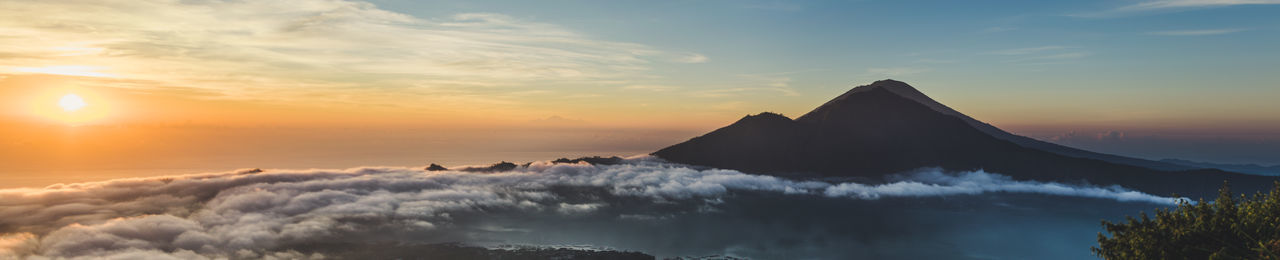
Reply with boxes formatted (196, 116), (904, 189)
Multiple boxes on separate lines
(357, 0), (1280, 163)
(359, 0), (1280, 127)
(368, 0), (1278, 86)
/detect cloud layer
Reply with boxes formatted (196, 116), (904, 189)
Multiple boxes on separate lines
(828, 170), (1180, 204)
(0, 157), (1181, 259)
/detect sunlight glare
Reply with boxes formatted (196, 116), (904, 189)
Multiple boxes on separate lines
(59, 94), (87, 111)
(25, 89), (112, 126)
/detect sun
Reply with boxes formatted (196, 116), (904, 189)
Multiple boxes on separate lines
(27, 90), (111, 126)
(59, 93), (87, 111)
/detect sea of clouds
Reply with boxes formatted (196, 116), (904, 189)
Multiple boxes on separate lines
(0, 156), (1183, 259)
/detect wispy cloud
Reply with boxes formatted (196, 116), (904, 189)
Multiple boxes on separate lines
(865, 67), (930, 77)
(1032, 52), (1092, 60)
(913, 59), (959, 64)
(622, 85), (681, 92)
(983, 46), (1071, 55)
(1119, 0), (1280, 11)
(691, 73), (800, 97)
(690, 86), (799, 98)
(11, 66), (115, 78)
(1147, 28), (1249, 36)
(0, 0), (704, 106)
(983, 46), (1089, 64)
(674, 53), (710, 63)
(1076, 0), (1280, 17)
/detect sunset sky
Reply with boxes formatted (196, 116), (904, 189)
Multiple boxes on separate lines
(2, 0), (1279, 187)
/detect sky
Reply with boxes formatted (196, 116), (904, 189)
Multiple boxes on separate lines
(1, 0), (1279, 187)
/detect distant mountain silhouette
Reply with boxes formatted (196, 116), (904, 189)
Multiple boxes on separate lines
(290, 242), (653, 260)
(1160, 159), (1280, 176)
(425, 163), (449, 171)
(552, 156), (625, 165)
(458, 162), (519, 173)
(654, 79), (1275, 197)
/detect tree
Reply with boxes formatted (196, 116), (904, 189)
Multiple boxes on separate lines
(1094, 182), (1280, 259)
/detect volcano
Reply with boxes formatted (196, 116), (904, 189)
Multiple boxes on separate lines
(653, 79), (1274, 197)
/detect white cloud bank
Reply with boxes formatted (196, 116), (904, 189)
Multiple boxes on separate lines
(0, 157), (1182, 259)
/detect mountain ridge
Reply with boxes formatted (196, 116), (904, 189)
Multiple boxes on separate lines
(1160, 158), (1280, 176)
(653, 80), (1275, 197)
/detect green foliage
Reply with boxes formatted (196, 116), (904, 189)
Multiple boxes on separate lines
(1094, 182), (1280, 259)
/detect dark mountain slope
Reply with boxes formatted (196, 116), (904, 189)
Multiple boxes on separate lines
(654, 80), (1275, 197)
(799, 80), (1193, 171)
(1160, 159), (1280, 176)
(650, 112), (804, 173)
